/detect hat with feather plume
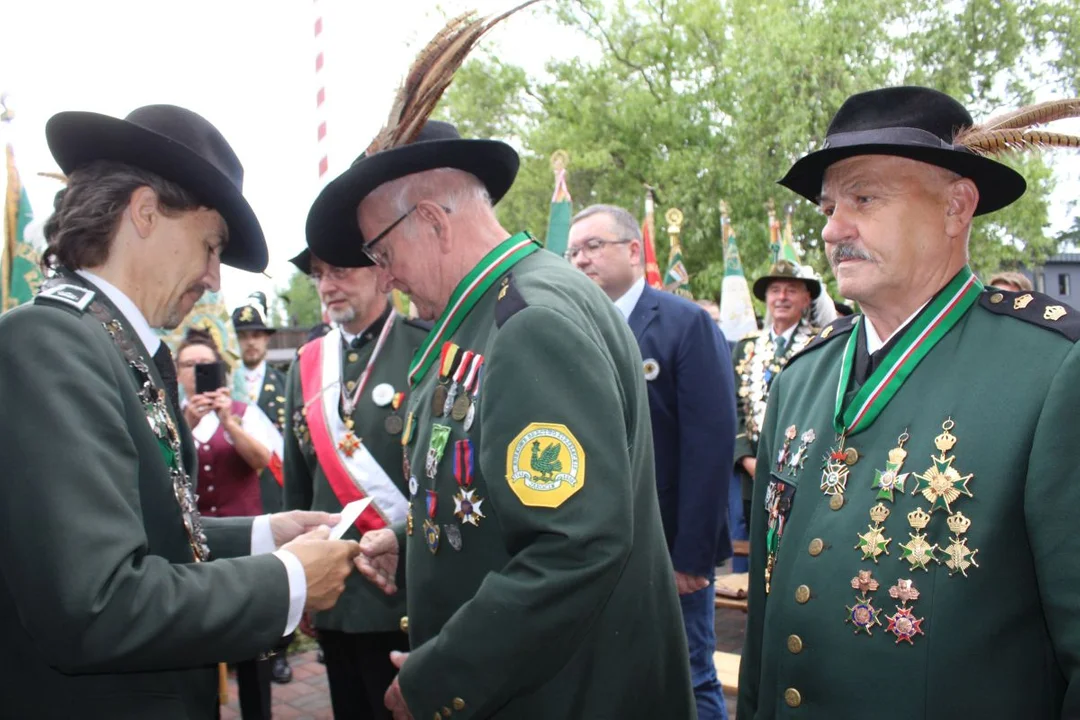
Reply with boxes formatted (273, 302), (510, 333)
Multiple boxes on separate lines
(779, 86), (1080, 215)
(307, 2), (540, 268)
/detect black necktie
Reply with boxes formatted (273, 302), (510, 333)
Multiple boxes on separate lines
(152, 343), (182, 420)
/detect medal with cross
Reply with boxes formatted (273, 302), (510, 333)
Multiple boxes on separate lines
(899, 507), (939, 571)
(872, 431), (911, 502)
(845, 570), (883, 636)
(821, 432), (859, 496)
(855, 502), (892, 562)
(913, 418), (973, 514)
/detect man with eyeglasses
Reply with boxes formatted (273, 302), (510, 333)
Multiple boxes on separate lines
(282, 248), (428, 720)
(307, 120), (696, 719)
(568, 203), (736, 720)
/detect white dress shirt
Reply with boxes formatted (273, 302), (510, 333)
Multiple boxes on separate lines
(613, 277), (647, 323)
(77, 270), (305, 635)
(243, 361), (267, 404)
(864, 300), (930, 355)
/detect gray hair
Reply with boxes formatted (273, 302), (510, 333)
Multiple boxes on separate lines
(571, 204), (642, 243)
(367, 168), (491, 221)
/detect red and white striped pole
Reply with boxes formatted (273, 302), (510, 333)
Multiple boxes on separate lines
(313, 0), (329, 180)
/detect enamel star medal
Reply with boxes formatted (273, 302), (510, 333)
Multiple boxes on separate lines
(845, 570), (883, 635)
(872, 431), (910, 502)
(452, 439), (484, 531)
(820, 433), (858, 496)
(855, 503), (892, 562)
(942, 511), (979, 577)
(885, 578), (925, 645)
(776, 425), (797, 473)
(338, 419), (362, 458)
(899, 507), (939, 571)
(913, 419), (973, 514)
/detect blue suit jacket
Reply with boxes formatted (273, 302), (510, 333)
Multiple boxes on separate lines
(628, 284), (736, 575)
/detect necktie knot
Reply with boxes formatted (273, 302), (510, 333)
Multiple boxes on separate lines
(774, 335), (787, 356)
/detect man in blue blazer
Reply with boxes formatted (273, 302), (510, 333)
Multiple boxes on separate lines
(569, 204), (737, 719)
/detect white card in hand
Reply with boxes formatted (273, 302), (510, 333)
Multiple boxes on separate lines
(329, 498), (372, 540)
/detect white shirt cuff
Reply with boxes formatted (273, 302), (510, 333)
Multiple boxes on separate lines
(250, 514), (277, 555)
(272, 549), (307, 636)
(250, 515), (307, 636)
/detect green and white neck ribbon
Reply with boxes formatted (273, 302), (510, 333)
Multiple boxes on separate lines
(834, 266), (982, 436)
(408, 232), (539, 387)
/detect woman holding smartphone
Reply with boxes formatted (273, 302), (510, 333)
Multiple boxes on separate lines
(175, 327), (279, 720)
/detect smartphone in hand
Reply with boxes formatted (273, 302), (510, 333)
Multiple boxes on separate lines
(194, 362), (226, 395)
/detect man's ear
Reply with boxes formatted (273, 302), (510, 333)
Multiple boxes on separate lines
(945, 178), (978, 239)
(416, 201), (453, 253)
(128, 186), (160, 239)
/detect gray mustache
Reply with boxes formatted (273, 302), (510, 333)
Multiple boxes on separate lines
(829, 244), (873, 264)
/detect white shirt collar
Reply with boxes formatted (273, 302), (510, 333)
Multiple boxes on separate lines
(244, 360), (267, 380)
(613, 277), (647, 322)
(76, 270), (160, 356)
(864, 300), (930, 355)
(770, 322), (799, 344)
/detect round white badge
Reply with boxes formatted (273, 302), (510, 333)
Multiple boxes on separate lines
(371, 383), (395, 407)
(408, 476), (419, 497)
(643, 359), (660, 381)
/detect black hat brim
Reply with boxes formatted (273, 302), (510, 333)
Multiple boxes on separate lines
(753, 275), (821, 301)
(233, 321), (276, 334)
(289, 248), (313, 275)
(778, 143), (1027, 216)
(46, 111), (268, 272)
(306, 138), (519, 268)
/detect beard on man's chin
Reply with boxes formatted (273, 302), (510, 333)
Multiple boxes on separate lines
(328, 305), (356, 325)
(161, 286), (206, 329)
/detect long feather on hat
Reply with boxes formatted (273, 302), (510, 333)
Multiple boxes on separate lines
(954, 98), (1080, 155)
(367, 0), (543, 155)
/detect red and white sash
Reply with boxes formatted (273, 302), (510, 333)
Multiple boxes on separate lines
(299, 328), (408, 533)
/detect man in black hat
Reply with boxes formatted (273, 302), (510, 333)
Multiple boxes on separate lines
(282, 247), (427, 719)
(310, 120), (695, 718)
(738, 86), (1080, 718)
(0, 105), (361, 719)
(733, 259), (820, 530)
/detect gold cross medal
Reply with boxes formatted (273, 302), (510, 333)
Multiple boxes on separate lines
(942, 511), (980, 577)
(872, 431), (910, 502)
(899, 507), (939, 571)
(845, 570), (883, 635)
(855, 503), (892, 562)
(821, 433), (858, 496)
(338, 428), (362, 458)
(914, 418), (973, 514)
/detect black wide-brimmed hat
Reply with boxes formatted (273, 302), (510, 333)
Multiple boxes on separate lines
(779, 86), (1026, 215)
(289, 248), (313, 275)
(306, 120), (519, 267)
(46, 105), (268, 272)
(231, 291), (275, 333)
(753, 260), (822, 301)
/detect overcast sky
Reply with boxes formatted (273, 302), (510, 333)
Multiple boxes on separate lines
(2, 0), (1076, 311)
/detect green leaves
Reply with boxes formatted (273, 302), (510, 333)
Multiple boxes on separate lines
(434, 0), (1078, 300)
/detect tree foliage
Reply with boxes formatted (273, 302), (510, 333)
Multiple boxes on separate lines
(434, 0), (1079, 300)
(278, 271), (322, 328)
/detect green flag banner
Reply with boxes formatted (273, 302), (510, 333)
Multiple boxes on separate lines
(3, 144), (44, 311)
(545, 150), (571, 258)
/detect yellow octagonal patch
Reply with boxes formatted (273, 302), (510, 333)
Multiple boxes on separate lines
(506, 423), (586, 508)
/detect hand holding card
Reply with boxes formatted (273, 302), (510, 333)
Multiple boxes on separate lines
(329, 498), (373, 540)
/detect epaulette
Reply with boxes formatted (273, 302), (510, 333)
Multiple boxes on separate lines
(34, 283), (95, 314)
(789, 314), (858, 364)
(495, 273), (527, 328)
(403, 316), (434, 333)
(979, 288), (1080, 342)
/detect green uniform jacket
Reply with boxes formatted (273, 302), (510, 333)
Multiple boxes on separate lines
(255, 363), (288, 513)
(733, 321), (816, 502)
(0, 275), (290, 720)
(397, 247), (695, 719)
(738, 288), (1080, 719)
(283, 309), (428, 633)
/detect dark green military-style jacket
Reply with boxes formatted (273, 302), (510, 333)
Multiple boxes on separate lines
(0, 273), (290, 720)
(283, 306), (428, 634)
(254, 363), (288, 513)
(395, 237), (695, 719)
(738, 280), (1080, 719)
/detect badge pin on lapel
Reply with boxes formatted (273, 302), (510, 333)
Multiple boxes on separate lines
(643, 358), (660, 381)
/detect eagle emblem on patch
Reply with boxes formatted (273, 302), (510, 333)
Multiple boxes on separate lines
(642, 358), (660, 381)
(506, 423), (585, 508)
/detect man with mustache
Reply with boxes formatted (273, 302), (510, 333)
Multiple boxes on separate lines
(0, 105), (360, 719)
(738, 86), (1080, 718)
(283, 248), (427, 720)
(733, 260), (821, 531)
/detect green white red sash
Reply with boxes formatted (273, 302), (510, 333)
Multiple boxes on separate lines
(408, 232), (539, 387)
(834, 266), (982, 436)
(299, 328), (408, 532)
